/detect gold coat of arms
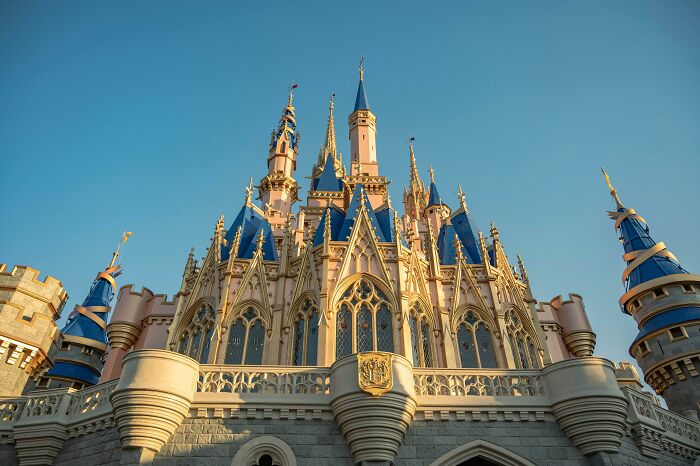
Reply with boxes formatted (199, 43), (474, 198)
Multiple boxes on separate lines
(357, 352), (393, 396)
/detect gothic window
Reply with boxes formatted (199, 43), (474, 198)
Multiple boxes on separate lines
(505, 309), (540, 369)
(291, 298), (319, 366)
(408, 302), (433, 367)
(175, 304), (215, 363)
(456, 310), (498, 368)
(334, 277), (394, 359)
(224, 306), (266, 365)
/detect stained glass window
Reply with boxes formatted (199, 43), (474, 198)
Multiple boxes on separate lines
(456, 309), (498, 368)
(420, 320), (433, 367)
(291, 299), (319, 366)
(334, 278), (394, 358)
(224, 306), (266, 365)
(505, 309), (539, 369)
(336, 305), (352, 359)
(409, 315), (420, 366)
(176, 304), (214, 362)
(408, 303), (433, 367)
(199, 325), (214, 364)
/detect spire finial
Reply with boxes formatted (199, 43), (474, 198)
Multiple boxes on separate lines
(490, 222), (500, 242)
(108, 231), (134, 269)
(288, 81), (298, 107)
(329, 93), (334, 112)
(457, 184), (468, 211)
(601, 167), (624, 210)
(245, 177), (254, 206)
(517, 254), (530, 284)
(386, 192), (393, 209)
(429, 165), (435, 184)
(359, 56), (365, 81)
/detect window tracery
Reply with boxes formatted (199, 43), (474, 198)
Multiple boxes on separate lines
(291, 298), (319, 366)
(224, 306), (266, 365)
(175, 304), (215, 363)
(408, 302), (433, 367)
(455, 309), (498, 368)
(505, 309), (540, 369)
(335, 277), (394, 359)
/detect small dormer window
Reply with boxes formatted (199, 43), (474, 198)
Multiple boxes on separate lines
(653, 288), (666, 299)
(683, 284), (694, 293)
(638, 340), (650, 356)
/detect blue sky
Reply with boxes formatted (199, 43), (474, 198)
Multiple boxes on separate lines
(2, 1), (699, 380)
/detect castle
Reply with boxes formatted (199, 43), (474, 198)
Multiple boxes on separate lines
(0, 64), (698, 466)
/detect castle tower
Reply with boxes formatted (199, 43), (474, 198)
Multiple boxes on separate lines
(603, 169), (700, 418)
(424, 166), (450, 235)
(0, 265), (67, 396)
(348, 58), (377, 177)
(259, 89), (301, 229)
(31, 233), (132, 391)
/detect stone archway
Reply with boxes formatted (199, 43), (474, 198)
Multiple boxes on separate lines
(429, 439), (535, 466)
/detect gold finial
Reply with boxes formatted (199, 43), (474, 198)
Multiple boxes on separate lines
(329, 93), (334, 112)
(359, 56), (365, 80)
(457, 184), (468, 211)
(386, 192), (393, 209)
(601, 167), (624, 210)
(490, 222), (500, 242)
(517, 254), (530, 284)
(454, 233), (463, 260)
(288, 81), (298, 107)
(255, 228), (265, 255)
(244, 177), (254, 206)
(429, 165), (435, 184)
(108, 231), (134, 269)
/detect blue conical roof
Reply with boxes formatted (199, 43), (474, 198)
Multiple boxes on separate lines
(354, 79), (370, 111)
(616, 208), (687, 290)
(222, 201), (278, 261)
(427, 181), (443, 207)
(313, 153), (343, 192)
(313, 205), (346, 246)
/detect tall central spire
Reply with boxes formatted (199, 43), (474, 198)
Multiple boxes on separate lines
(313, 94), (343, 178)
(349, 57), (377, 176)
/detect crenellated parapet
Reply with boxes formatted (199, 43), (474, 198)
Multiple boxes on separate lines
(0, 264), (68, 397)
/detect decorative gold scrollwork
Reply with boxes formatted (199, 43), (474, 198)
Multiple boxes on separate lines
(357, 352), (393, 396)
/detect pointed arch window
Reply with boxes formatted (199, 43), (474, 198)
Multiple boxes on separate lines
(408, 302), (433, 367)
(505, 309), (540, 369)
(291, 298), (319, 366)
(456, 310), (498, 368)
(175, 304), (215, 363)
(335, 277), (394, 360)
(224, 306), (267, 365)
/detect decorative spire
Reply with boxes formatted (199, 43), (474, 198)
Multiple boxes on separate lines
(255, 228), (265, 255)
(108, 231), (134, 269)
(429, 165), (435, 184)
(457, 184), (468, 212)
(359, 56), (364, 81)
(517, 254), (530, 284)
(490, 222), (500, 243)
(353, 57), (370, 111)
(269, 88), (299, 152)
(601, 167), (624, 211)
(314, 93), (343, 177)
(454, 233), (464, 262)
(244, 177), (254, 206)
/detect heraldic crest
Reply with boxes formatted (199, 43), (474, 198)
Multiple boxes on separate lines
(357, 352), (393, 396)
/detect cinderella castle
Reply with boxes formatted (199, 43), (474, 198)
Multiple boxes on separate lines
(1, 63), (699, 466)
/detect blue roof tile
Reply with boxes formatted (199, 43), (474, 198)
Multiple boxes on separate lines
(632, 306), (700, 345)
(46, 361), (100, 385)
(354, 79), (369, 111)
(313, 154), (343, 192)
(337, 185), (386, 242)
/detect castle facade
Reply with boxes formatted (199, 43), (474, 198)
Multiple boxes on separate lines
(0, 65), (698, 466)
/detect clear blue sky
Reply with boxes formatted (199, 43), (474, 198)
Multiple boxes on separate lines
(2, 1), (699, 380)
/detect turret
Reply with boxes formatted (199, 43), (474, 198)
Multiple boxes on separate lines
(424, 166), (450, 235)
(349, 58), (377, 177)
(307, 95), (345, 211)
(259, 88), (301, 221)
(602, 169), (700, 418)
(33, 232), (133, 391)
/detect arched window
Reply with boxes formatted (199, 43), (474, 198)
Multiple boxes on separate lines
(175, 304), (215, 363)
(291, 298), (319, 366)
(505, 309), (540, 369)
(225, 306), (266, 365)
(408, 302), (433, 367)
(334, 277), (394, 359)
(455, 310), (498, 368)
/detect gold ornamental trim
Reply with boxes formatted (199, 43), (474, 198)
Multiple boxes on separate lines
(357, 351), (393, 396)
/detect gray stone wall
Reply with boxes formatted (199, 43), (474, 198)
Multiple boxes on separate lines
(153, 418), (354, 466)
(0, 443), (19, 466)
(53, 427), (121, 466)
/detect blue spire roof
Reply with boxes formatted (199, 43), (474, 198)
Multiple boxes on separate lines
(47, 361), (100, 385)
(313, 205), (346, 247)
(337, 184), (386, 242)
(354, 79), (369, 111)
(222, 202), (279, 261)
(615, 208), (687, 290)
(427, 181), (443, 207)
(313, 153), (343, 192)
(374, 205), (408, 245)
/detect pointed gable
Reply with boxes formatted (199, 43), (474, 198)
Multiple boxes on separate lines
(313, 154), (343, 192)
(223, 202), (278, 261)
(313, 205), (346, 246)
(337, 184), (386, 242)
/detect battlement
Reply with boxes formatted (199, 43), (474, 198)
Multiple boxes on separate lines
(0, 264), (68, 317)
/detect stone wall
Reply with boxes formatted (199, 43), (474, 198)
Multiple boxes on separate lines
(153, 418), (353, 466)
(53, 427), (121, 466)
(0, 443), (19, 466)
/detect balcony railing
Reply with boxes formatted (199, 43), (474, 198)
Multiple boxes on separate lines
(413, 368), (546, 397)
(196, 365), (331, 395)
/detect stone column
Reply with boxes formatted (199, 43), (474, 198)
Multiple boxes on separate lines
(542, 357), (628, 458)
(330, 353), (416, 465)
(110, 349), (199, 464)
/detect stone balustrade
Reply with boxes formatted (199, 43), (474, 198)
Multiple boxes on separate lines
(0, 358), (698, 464)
